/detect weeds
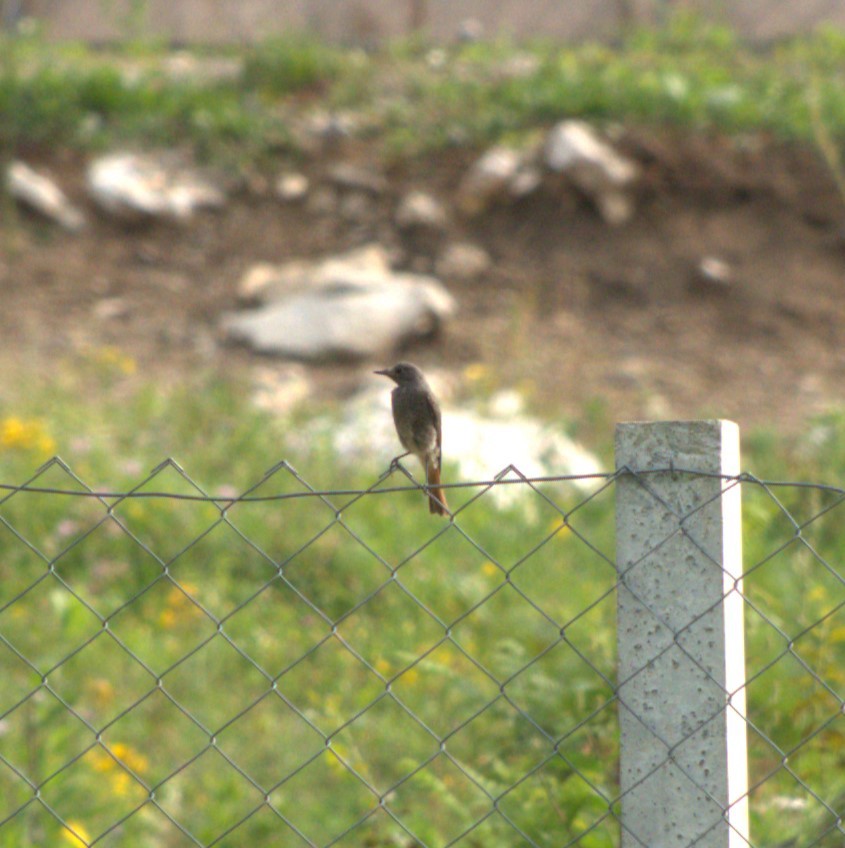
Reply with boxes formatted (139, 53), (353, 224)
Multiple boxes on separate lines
(2, 15), (845, 163)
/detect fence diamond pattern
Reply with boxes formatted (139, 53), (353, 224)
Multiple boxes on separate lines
(0, 455), (842, 847)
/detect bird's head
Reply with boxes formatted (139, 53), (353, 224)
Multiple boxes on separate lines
(374, 362), (426, 386)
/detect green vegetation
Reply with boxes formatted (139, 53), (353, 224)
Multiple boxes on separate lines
(3, 13), (845, 164)
(0, 364), (843, 847)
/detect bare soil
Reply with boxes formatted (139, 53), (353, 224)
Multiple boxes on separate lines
(3, 128), (845, 439)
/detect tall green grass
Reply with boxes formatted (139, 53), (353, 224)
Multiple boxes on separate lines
(3, 14), (845, 162)
(0, 371), (843, 846)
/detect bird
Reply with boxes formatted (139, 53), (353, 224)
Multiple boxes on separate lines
(374, 362), (449, 516)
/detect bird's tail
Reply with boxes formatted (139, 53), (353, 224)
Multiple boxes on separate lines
(426, 465), (449, 516)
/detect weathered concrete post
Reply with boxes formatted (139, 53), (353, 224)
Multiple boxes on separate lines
(615, 421), (749, 847)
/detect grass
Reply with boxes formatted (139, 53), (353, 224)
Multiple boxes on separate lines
(0, 364), (844, 847)
(3, 13), (845, 165)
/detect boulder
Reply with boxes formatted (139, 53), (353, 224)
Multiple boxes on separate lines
(223, 245), (456, 361)
(275, 172), (309, 202)
(693, 256), (734, 291)
(435, 242), (492, 280)
(332, 383), (602, 507)
(237, 243), (391, 303)
(7, 161), (85, 231)
(327, 162), (388, 195)
(545, 120), (640, 225)
(395, 191), (449, 231)
(87, 152), (226, 222)
(456, 146), (525, 215)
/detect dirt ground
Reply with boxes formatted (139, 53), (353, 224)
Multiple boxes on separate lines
(3, 128), (845, 440)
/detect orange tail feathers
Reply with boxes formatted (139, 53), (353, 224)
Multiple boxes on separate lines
(426, 465), (448, 516)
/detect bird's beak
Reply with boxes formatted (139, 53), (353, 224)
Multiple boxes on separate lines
(373, 368), (390, 377)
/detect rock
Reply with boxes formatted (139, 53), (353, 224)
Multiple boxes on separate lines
(223, 245), (456, 360)
(500, 53), (542, 80)
(223, 276), (455, 361)
(236, 243), (391, 303)
(456, 146), (524, 215)
(252, 364), (312, 415)
(395, 191), (449, 231)
(457, 18), (484, 42)
(426, 49), (447, 70)
(544, 120), (640, 225)
(301, 110), (358, 145)
(338, 190), (373, 222)
(6, 161), (86, 231)
(331, 384), (602, 507)
(87, 152), (226, 222)
(93, 297), (130, 320)
(275, 172), (309, 202)
(307, 186), (338, 216)
(694, 256), (733, 290)
(328, 162), (388, 195)
(238, 262), (288, 302)
(435, 242), (491, 280)
(509, 165), (543, 198)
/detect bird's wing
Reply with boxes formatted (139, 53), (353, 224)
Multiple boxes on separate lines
(426, 392), (443, 468)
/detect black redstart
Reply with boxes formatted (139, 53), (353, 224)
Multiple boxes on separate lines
(374, 362), (448, 516)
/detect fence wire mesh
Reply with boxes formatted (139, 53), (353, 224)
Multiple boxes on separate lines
(0, 456), (842, 848)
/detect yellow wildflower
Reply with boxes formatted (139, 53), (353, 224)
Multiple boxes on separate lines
(0, 416), (56, 456)
(326, 747), (348, 773)
(112, 743), (149, 774)
(88, 678), (115, 708)
(549, 517), (570, 535)
(92, 346), (137, 376)
(91, 742), (149, 776)
(62, 821), (91, 847)
(401, 668), (420, 686)
(463, 363), (488, 382)
(158, 583), (201, 628)
(159, 608), (176, 628)
(111, 771), (132, 796)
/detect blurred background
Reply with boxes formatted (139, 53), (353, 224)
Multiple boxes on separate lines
(4, 0), (845, 461)
(4, 0), (845, 463)
(3, 3), (845, 847)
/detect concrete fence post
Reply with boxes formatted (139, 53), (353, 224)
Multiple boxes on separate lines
(614, 420), (749, 847)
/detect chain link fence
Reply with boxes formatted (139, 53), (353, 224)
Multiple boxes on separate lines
(0, 421), (843, 847)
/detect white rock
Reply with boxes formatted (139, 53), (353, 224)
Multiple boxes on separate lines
(93, 297), (130, 320)
(545, 120), (640, 224)
(509, 165), (543, 198)
(426, 49), (447, 70)
(435, 242), (491, 280)
(307, 186), (338, 216)
(338, 190), (373, 222)
(275, 172), (309, 202)
(457, 146), (524, 215)
(223, 246), (456, 361)
(252, 365), (312, 415)
(87, 152), (226, 222)
(457, 18), (484, 42)
(395, 190), (449, 231)
(301, 110), (358, 144)
(328, 162), (388, 195)
(696, 256), (733, 288)
(330, 383), (603, 508)
(6, 161), (85, 231)
(238, 262), (287, 302)
(237, 243), (391, 303)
